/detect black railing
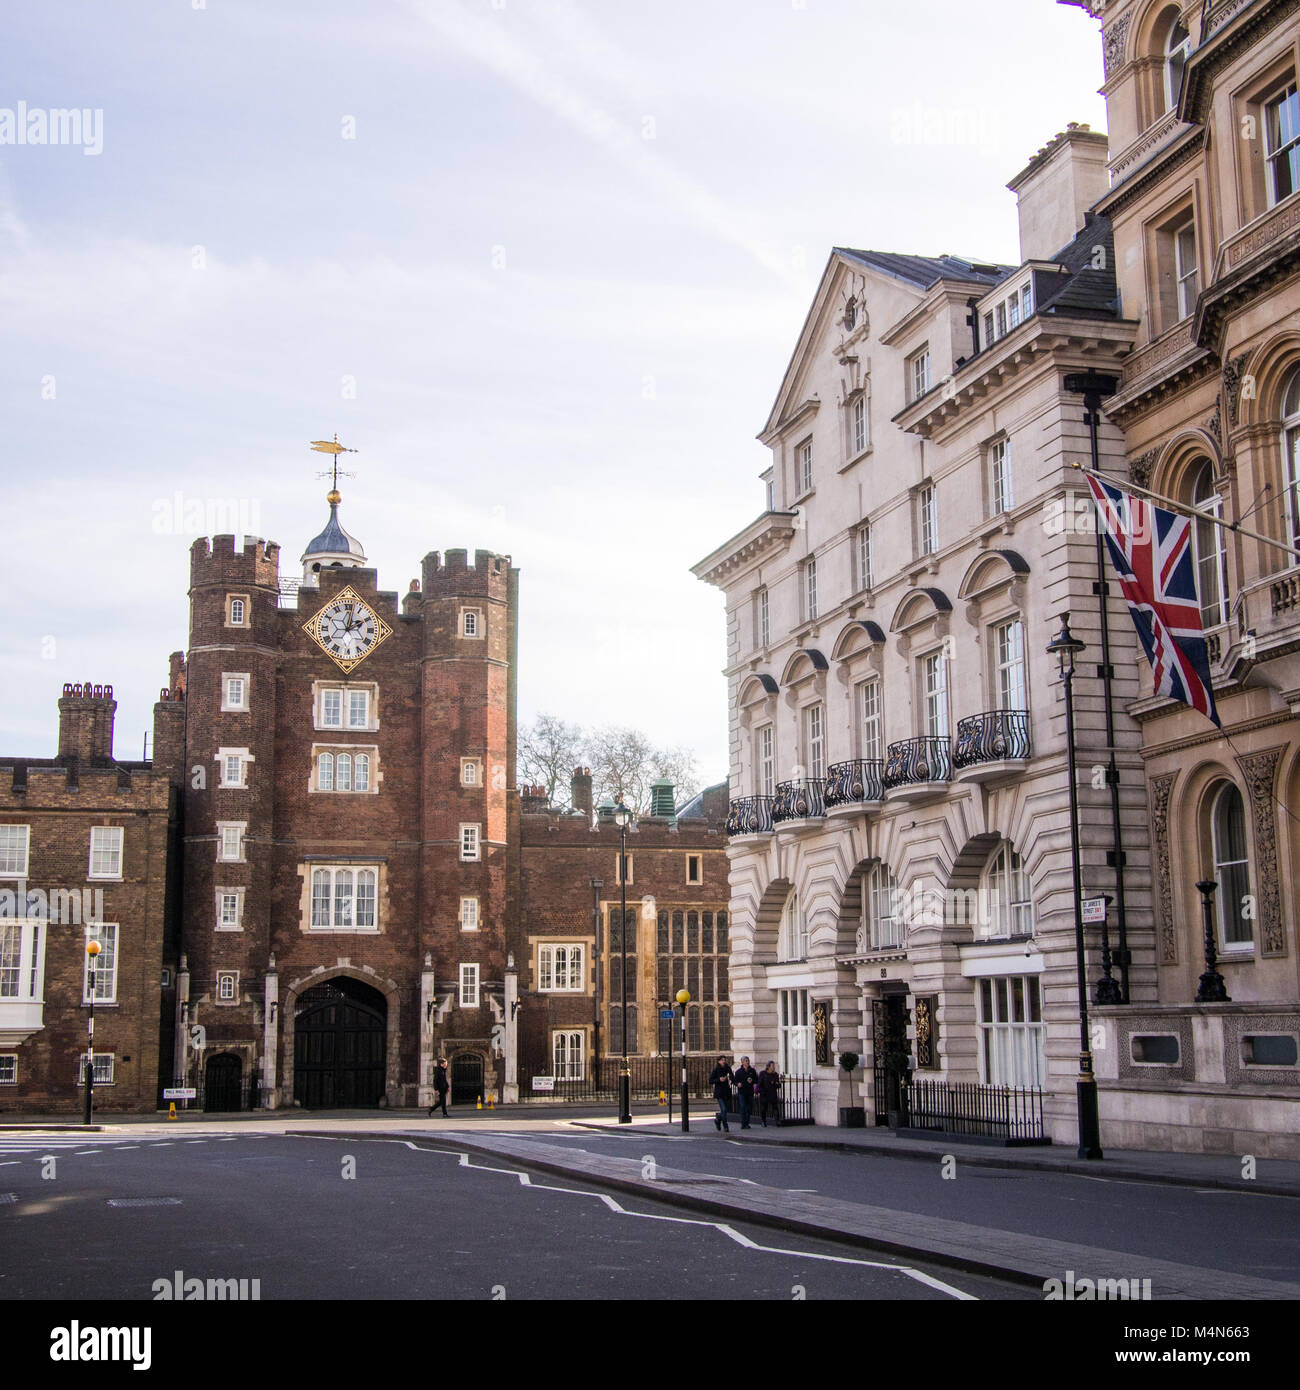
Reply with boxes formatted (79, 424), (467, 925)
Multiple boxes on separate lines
(727, 795), (775, 836)
(883, 737), (952, 789)
(772, 777), (825, 823)
(522, 1055), (719, 1103)
(721, 1073), (813, 1125)
(952, 709), (1030, 769)
(900, 1077), (1045, 1143)
(824, 759), (884, 807)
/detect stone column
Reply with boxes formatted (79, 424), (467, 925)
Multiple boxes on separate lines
(503, 953), (519, 1103)
(262, 957), (279, 1109)
(419, 953), (437, 1109)
(173, 953), (190, 1089)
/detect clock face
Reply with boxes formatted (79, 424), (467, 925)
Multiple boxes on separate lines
(303, 586), (392, 672)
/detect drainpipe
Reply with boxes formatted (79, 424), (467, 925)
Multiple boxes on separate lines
(966, 297), (981, 357)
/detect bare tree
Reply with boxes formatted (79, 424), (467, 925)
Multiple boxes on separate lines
(517, 714), (585, 802)
(586, 725), (700, 815)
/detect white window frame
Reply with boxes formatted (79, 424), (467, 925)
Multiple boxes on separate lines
(981, 841), (1034, 939)
(856, 522), (873, 590)
(460, 608), (484, 639)
(995, 618), (1027, 712)
(459, 963), (480, 1008)
(316, 684), (377, 732)
(460, 824), (481, 862)
(83, 923), (118, 1004)
(757, 587), (770, 648)
(1192, 462), (1229, 628)
(1211, 782), (1253, 951)
(908, 347), (931, 402)
(1164, 14), (1192, 115)
(976, 975), (1046, 1087)
(850, 394), (869, 456)
(1174, 219), (1199, 320)
(778, 987), (813, 1076)
(797, 437), (814, 496)
(804, 556), (818, 620)
(216, 970), (239, 1004)
(88, 826), (124, 880)
(918, 483), (938, 555)
(804, 703), (825, 781)
(0, 919), (46, 1005)
(758, 725), (775, 799)
(226, 595), (248, 627)
(460, 896), (479, 932)
(221, 674), (250, 712)
(778, 889), (809, 963)
(308, 865), (379, 932)
(215, 887), (244, 932)
(865, 863), (901, 949)
(922, 650), (950, 739)
(461, 758), (482, 787)
(0, 825), (31, 878)
(347, 689), (370, 729)
(859, 679), (882, 763)
(0, 1055), (15, 1084)
(990, 438), (1013, 514)
(1283, 369), (1300, 552)
(553, 1029), (585, 1080)
(217, 822), (245, 863)
(1265, 82), (1300, 208)
(538, 943), (585, 993)
(217, 747), (251, 789)
(79, 1052), (114, 1086)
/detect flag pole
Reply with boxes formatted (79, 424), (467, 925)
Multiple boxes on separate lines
(1072, 463), (1300, 563)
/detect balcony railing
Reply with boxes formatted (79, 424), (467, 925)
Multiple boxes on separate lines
(900, 1078), (1046, 1144)
(824, 759), (884, 808)
(883, 737), (952, 790)
(773, 777), (825, 823)
(726, 796), (775, 837)
(1273, 572), (1300, 615)
(952, 709), (1030, 769)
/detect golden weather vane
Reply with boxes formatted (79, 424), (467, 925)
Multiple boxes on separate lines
(309, 433), (358, 496)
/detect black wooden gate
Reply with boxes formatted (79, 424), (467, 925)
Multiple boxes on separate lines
(872, 995), (910, 1126)
(451, 1052), (484, 1104)
(294, 978), (387, 1109)
(204, 1053), (243, 1112)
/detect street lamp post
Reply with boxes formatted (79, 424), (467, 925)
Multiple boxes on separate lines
(677, 989), (691, 1132)
(83, 939), (101, 1126)
(1046, 612), (1103, 1161)
(1194, 880), (1231, 1003)
(614, 803), (633, 1124)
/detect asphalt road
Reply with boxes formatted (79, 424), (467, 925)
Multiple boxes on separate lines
(0, 1133), (1031, 1301)
(530, 1125), (1300, 1281)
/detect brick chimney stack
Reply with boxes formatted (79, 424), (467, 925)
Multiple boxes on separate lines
(570, 767), (593, 821)
(57, 682), (117, 763)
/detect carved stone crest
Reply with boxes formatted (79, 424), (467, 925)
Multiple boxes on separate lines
(1103, 14), (1132, 79)
(1234, 748), (1285, 955)
(1130, 448), (1159, 490)
(1150, 771), (1178, 963)
(1223, 352), (1252, 427)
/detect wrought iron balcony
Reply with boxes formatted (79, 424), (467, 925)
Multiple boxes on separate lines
(726, 795), (775, 837)
(952, 709), (1030, 770)
(883, 737), (952, 791)
(824, 759), (884, 808)
(772, 777), (825, 824)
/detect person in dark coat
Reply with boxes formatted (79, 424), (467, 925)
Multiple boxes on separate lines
(733, 1056), (759, 1130)
(708, 1055), (735, 1133)
(428, 1057), (450, 1117)
(757, 1061), (781, 1127)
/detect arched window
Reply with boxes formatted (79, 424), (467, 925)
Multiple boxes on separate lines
(981, 841), (1034, 940)
(1282, 368), (1300, 554)
(1163, 12), (1191, 114)
(318, 752), (334, 792)
(336, 753), (352, 792)
(356, 869), (377, 929)
(334, 869), (354, 927)
(1191, 460), (1229, 627)
(353, 753), (370, 793)
(864, 863), (901, 949)
(778, 889), (808, 961)
(1210, 783), (1252, 949)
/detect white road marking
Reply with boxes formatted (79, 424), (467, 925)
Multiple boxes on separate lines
(294, 1134), (978, 1300)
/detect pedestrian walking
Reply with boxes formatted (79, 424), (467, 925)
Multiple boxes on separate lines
(708, 1054), (735, 1133)
(428, 1057), (450, 1117)
(733, 1055), (759, 1130)
(757, 1060), (781, 1127)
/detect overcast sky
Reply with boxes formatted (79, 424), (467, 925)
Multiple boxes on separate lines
(1, 0), (1106, 786)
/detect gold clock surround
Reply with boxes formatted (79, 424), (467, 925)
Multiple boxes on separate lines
(303, 585), (393, 672)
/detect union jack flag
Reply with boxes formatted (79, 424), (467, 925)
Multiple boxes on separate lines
(1087, 473), (1220, 727)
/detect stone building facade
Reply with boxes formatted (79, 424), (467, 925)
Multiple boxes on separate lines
(174, 495), (520, 1110)
(515, 772), (730, 1089)
(0, 682), (183, 1112)
(1073, 0), (1300, 1154)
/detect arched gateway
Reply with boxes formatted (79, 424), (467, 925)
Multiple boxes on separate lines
(293, 976), (387, 1108)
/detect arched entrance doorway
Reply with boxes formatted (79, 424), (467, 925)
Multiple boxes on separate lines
(205, 1053), (243, 1112)
(294, 976), (387, 1108)
(451, 1052), (484, 1105)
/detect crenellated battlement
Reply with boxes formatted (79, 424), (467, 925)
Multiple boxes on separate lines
(190, 534), (281, 587)
(420, 548), (512, 598)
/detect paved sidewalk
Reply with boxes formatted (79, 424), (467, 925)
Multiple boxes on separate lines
(296, 1126), (1300, 1301)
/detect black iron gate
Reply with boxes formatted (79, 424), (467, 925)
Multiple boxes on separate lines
(294, 978), (387, 1109)
(872, 994), (910, 1126)
(451, 1053), (484, 1104)
(204, 1053), (243, 1112)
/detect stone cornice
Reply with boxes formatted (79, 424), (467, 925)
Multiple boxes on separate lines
(1096, 127), (1204, 219)
(692, 512), (799, 590)
(1182, 0), (1300, 124)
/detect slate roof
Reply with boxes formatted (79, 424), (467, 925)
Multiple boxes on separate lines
(835, 249), (1014, 290)
(303, 501), (366, 561)
(1034, 212), (1119, 319)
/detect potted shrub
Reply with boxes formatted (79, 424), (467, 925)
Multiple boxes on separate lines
(838, 1051), (866, 1127)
